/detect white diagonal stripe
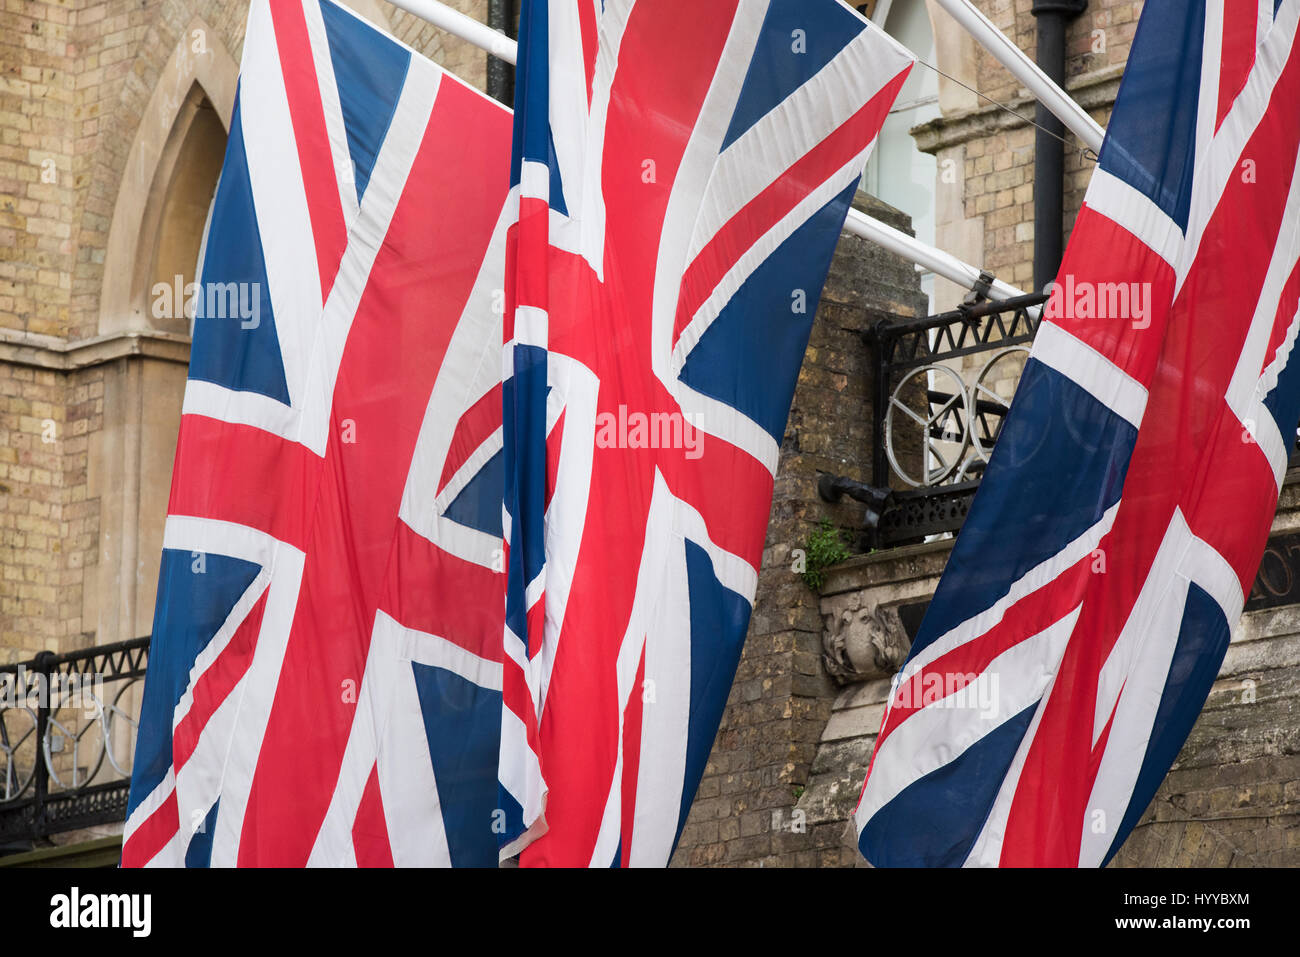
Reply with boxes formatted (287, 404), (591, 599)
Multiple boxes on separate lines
(856, 605), (1079, 833)
(1031, 321), (1149, 429)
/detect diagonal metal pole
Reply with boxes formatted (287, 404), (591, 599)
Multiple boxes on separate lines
(387, 0), (1034, 299)
(841, 212), (1028, 302)
(390, 0), (518, 64)
(931, 0), (1105, 154)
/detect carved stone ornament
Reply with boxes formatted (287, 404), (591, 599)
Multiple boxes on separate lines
(822, 603), (912, 685)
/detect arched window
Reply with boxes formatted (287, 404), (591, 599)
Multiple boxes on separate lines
(89, 25), (239, 647)
(144, 84), (227, 335)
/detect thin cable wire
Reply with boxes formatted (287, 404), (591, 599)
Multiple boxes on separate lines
(898, 57), (1100, 164)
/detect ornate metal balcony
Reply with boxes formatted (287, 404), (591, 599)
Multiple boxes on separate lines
(823, 285), (1300, 553)
(821, 285), (1048, 549)
(0, 637), (149, 854)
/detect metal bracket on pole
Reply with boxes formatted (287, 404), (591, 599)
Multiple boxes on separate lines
(388, 0), (1032, 302)
(960, 270), (997, 309)
(931, 0), (1105, 154)
(842, 211), (1029, 302)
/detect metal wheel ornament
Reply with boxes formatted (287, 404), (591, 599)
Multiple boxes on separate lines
(0, 705), (38, 803)
(970, 346), (1031, 462)
(885, 364), (971, 487)
(43, 689), (107, 792)
(103, 677), (140, 778)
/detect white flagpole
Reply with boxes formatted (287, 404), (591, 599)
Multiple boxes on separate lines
(841, 212), (1027, 301)
(388, 0), (518, 64)
(389, 0), (1033, 300)
(930, 0), (1105, 154)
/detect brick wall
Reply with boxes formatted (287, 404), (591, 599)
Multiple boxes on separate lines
(0, 364), (60, 660)
(968, 0), (1141, 105)
(1, 0), (77, 341)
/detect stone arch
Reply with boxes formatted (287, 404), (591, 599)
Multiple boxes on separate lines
(93, 2), (405, 339)
(98, 18), (239, 338)
(83, 16), (240, 648)
(138, 82), (228, 337)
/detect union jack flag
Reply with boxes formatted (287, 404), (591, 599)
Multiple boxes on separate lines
(856, 0), (1300, 867)
(122, 0), (512, 866)
(498, 0), (913, 865)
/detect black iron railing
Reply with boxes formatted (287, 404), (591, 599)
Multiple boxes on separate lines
(821, 288), (1048, 549)
(823, 287), (1300, 553)
(0, 637), (149, 851)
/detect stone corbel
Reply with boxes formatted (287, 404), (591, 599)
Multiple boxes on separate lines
(822, 603), (912, 685)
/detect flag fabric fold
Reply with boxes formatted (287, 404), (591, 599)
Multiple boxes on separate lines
(499, 0), (914, 866)
(123, 0), (512, 867)
(856, 0), (1300, 868)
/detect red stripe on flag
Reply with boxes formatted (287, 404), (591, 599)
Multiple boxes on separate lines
(672, 68), (909, 344)
(659, 432), (772, 572)
(1217, 0), (1260, 132)
(351, 763), (395, 867)
(172, 587), (270, 772)
(121, 790), (179, 868)
(380, 521), (504, 662)
(502, 655), (541, 737)
(504, 221), (519, 343)
(168, 415), (321, 551)
(873, 553), (1095, 754)
(1044, 207), (1177, 388)
(1260, 257), (1300, 374)
(514, 196), (552, 313)
(525, 596), (547, 663)
(437, 383), (503, 495)
(1088, 686), (1122, 770)
(1181, 413), (1279, 593)
(269, 0), (348, 301)
(578, 0), (598, 106)
(545, 406), (565, 507)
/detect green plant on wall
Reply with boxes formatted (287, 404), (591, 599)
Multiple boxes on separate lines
(798, 519), (851, 591)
